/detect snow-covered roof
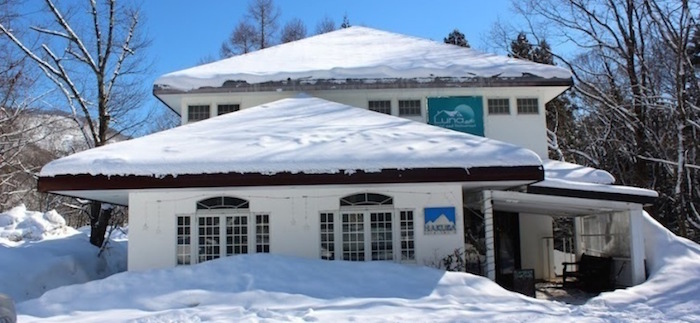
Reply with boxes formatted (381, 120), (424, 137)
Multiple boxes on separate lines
(532, 179), (659, 198)
(40, 96), (543, 178)
(543, 159), (616, 184)
(155, 26), (572, 92)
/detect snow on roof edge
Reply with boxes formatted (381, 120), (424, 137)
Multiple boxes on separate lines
(154, 26), (573, 92)
(533, 178), (659, 198)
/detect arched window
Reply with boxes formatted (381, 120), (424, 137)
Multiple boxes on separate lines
(196, 196), (249, 210)
(340, 193), (393, 207)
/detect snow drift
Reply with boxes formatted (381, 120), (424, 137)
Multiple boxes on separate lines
(0, 206), (127, 303)
(2, 207), (699, 322)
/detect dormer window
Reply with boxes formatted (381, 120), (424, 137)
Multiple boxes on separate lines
(399, 100), (422, 116)
(217, 104), (240, 115)
(516, 98), (539, 114)
(368, 100), (392, 114)
(488, 98), (510, 115)
(187, 105), (210, 122)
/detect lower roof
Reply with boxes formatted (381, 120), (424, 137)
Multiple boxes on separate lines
(39, 96), (543, 180)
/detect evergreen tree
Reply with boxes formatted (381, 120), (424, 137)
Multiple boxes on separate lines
(444, 29), (469, 48)
(687, 21), (700, 68)
(341, 14), (351, 28)
(509, 32), (532, 60)
(533, 39), (554, 65)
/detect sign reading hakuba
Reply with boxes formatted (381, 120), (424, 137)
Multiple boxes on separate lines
(424, 207), (457, 234)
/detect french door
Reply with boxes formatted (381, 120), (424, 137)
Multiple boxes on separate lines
(340, 210), (393, 261)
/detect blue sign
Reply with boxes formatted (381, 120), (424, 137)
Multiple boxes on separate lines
(424, 207), (457, 235)
(427, 97), (484, 136)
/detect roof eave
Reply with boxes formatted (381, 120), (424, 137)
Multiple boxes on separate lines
(153, 76), (574, 96)
(527, 185), (657, 206)
(38, 166), (544, 192)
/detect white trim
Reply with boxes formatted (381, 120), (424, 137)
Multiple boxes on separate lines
(483, 190), (496, 281)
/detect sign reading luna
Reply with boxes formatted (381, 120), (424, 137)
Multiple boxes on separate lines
(427, 97), (484, 136)
(424, 207), (457, 235)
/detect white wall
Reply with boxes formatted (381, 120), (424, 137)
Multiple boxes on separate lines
(518, 213), (553, 280)
(174, 86), (568, 158)
(128, 183), (465, 271)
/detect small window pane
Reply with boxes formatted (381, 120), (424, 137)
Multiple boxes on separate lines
(371, 212), (393, 261)
(320, 212), (335, 260)
(340, 193), (393, 206)
(488, 98), (510, 115)
(217, 104), (240, 115)
(368, 100), (392, 114)
(197, 196), (249, 210)
(256, 214), (270, 253)
(400, 211), (415, 261)
(176, 216), (192, 265)
(188, 105), (210, 122)
(398, 100), (421, 116)
(517, 98), (539, 114)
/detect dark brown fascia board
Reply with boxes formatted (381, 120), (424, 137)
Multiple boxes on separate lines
(527, 185), (657, 206)
(153, 77), (574, 96)
(38, 166), (543, 192)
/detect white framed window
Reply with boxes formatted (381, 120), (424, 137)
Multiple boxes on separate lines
(516, 98), (539, 114)
(226, 215), (248, 255)
(217, 104), (240, 115)
(320, 212), (335, 260)
(488, 98), (510, 115)
(198, 216), (221, 262)
(177, 196), (269, 265)
(338, 193), (395, 262)
(342, 212), (366, 261)
(187, 105), (210, 122)
(320, 194), (415, 263)
(370, 212), (393, 261)
(255, 214), (270, 253)
(368, 100), (392, 114)
(399, 210), (415, 261)
(176, 216), (192, 265)
(398, 99), (421, 116)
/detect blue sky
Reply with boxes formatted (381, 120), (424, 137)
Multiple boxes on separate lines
(142, 0), (515, 79)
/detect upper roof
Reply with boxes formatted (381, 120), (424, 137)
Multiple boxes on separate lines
(40, 96), (543, 179)
(154, 26), (573, 93)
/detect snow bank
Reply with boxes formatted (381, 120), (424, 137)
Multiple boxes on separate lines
(18, 254), (570, 322)
(7, 208), (700, 322)
(0, 205), (76, 243)
(0, 206), (127, 303)
(579, 212), (700, 322)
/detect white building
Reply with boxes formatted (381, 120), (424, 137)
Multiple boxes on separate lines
(39, 27), (657, 291)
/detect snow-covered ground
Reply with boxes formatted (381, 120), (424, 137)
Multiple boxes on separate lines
(0, 205), (127, 303)
(2, 206), (699, 322)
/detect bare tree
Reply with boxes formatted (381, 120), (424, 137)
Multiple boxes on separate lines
(221, 21), (258, 58)
(247, 0), (280, 49)
(280, 18), (306, 43)
(0, 0), (36, 209)
(315, 15), (336, 35)
(0, 0), (151, 247)
(515, 0), (700, 240)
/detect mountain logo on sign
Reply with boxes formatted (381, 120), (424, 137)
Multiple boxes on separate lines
(433, 104), (476, 127)
(425, 213), (456, 233)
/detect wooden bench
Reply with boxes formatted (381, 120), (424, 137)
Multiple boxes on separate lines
(562, 253), (614, 292)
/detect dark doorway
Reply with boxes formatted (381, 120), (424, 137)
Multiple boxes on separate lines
(494, 211), (521, 290)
